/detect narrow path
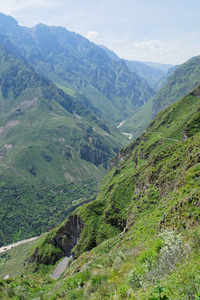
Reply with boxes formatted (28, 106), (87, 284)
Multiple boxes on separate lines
(144, 130), (180, 142)
(158, 134), (180, 142)
(50, 256), (71, 279)
(0, 237), (38, 254)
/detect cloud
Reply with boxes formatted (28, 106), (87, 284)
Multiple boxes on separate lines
(86, 31), (99, 42)
(132, 40), (179, 55)
(1, 0), (57, 14)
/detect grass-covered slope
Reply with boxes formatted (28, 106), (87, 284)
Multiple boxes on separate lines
(64, 85), (200, 258)
(0, 43), (128, 246)
(151, 55), (200, 119)
(19, 85), (200, 299)
(0, 43), (127, 184)
(118, 56), (200, 140)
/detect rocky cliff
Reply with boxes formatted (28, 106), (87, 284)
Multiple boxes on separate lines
(28, 212), (84, 268)
(51, 212), (84, 258)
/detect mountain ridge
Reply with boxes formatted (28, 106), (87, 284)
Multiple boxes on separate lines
(99, 44), (174, 90)
(0, 13), (154, 125)
(0, 40), (129, 246)
(151, 55), (200, 119)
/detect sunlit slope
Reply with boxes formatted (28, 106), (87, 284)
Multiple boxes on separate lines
(0, 43), (128, 185)
(151, 55), (200, 119)
(31, 84), (200, 279)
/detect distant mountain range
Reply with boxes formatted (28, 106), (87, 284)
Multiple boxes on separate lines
(151, 55), (200, 119)
(118, 55), (200, 137)
(0, 39), (129, 246)
(0, 13), (155, 126)
(0, 42), (128, 186)
(99, 45), (174, 90)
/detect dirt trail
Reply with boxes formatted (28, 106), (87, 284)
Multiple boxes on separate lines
(50, 256), (71, 279)
(144, 130), (180, 142)
(0, 237), (38, 254)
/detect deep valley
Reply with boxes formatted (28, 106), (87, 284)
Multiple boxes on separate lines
(0, 12), (199, 300)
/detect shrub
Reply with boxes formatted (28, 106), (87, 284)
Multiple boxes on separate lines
(148, 281), (169, 300)
(128, 268), (143, 288)
(158, 231), (184, 273)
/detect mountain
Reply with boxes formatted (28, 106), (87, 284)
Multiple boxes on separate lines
(0, 13), (200, 300)
(118, 64), (178, 139)
(119, 56), (200, 138)
(0, 43), (128, 183)
(99, 45), (120, 61)
(0, 13), (154, 125)
(151, 55), (200, 119)
(0, 42), (129, 245)
(34, 83), (200, 261)
(143, 61), (174, 73)
(154, 64), (178, 91)
(125, 60), (166, 90)
(100, 45), (173, 90)
(1, 83), (200, 299)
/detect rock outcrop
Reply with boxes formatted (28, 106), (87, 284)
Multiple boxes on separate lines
(28, 212), (84, 267)
(52, 212), (84, 258)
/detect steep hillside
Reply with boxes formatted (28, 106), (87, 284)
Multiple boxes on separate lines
(125, 60), (166, 90)
(119, 56), (198, 139)
(100, 45), (167, 90)
(18, 85), (200, 299)
(0, 43), (128, 245)
(0, 43), (127, 183)
(154, 65), (178, 91)
(151, 55), (200, 119)
(0, 13), (154, 125)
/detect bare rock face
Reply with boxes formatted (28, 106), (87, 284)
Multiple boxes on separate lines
(28, 212), (84, 267)
(52, 212), (84, 258)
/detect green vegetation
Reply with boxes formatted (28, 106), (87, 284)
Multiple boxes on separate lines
(1, 13), (200, 300)
(151, 55), (200, 119)
(10, 85), (199, 299)
(0, 229), (199, 299)
(0, 236), (41, 279)
(0, 180), (98, 246)
(0, 42), (128, 246)
(0, 42), (128, 184)
(0, 15), (154, 126)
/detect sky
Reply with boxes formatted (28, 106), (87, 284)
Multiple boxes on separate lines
(0, 0), (200, 65)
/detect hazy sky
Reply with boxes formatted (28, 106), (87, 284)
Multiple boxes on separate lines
(1, 0), (200, 65)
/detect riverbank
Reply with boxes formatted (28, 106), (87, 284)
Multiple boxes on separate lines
(0, 237), (39, 254)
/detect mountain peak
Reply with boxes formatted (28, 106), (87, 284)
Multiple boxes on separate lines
(0, 12), (19, 30)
